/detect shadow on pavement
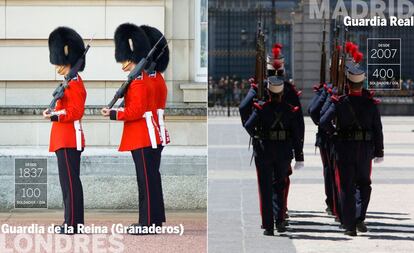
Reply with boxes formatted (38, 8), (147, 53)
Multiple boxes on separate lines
(360, 234), (414, 241)
(284, 210), (414, 240)
(280, 234), (352, 241)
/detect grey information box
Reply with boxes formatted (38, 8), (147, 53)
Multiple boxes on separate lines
(15, 158), (48, 208)
(367, 38), (401, 90)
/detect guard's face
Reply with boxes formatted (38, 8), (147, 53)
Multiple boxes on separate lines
(55, 65), (70, 76)
(269, 90), (283, 103)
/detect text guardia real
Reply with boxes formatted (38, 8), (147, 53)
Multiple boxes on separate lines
(344, 16), (414, 27)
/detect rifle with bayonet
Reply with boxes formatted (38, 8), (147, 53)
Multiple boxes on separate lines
(118, 42), (169, 108)
(336, 27), (348, 95)
(255, 21), (266, 101)
(47, 38), (92, 112)
(320, 19), (327, 86)
(330, 19), (340, 88)
(107, 36), (164, 109)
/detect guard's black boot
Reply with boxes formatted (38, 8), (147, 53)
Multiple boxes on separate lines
(344, 230), (357, 236)
(263, 228), (274, 236)
(356, 221), (368, 232)
(276, 222), (287, 233)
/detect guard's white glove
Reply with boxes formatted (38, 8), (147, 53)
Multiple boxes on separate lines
(373, 157), (384, 164)
(294, 161), (304, 170)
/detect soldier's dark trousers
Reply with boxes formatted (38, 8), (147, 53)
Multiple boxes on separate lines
(255, 157), (290, 229)
(55, 148), (84, 227)
(336, 159), (372, 230)
(131, 146), (166, 226)
(272, 165), (292, 219)
(320, 146), (334, 210)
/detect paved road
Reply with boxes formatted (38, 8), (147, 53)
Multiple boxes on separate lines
(208, 116), (414, 253)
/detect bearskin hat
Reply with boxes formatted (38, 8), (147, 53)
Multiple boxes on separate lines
(140, 25), (169, 72)
(48, 27), (86, 71)
(114, 23), (151, 64)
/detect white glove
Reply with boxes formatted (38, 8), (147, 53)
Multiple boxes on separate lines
(374, 157), (384, 164)
(294, 161), (304, 170)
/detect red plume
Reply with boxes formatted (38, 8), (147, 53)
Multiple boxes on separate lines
(345, 42), (354, 54)
(350, 44), (359, 55)
(273, 59), (283, 70)
(353, 51), (363, 63)
(273, 43), (283, 49)
(272, 47), (281, 58)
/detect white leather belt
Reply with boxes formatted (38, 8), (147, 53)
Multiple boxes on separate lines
(157, 109), (166, 146)
(143, 111), (157, 149)
(74, 120), (82, 151)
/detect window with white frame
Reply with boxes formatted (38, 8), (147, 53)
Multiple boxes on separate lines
(195, 0), (208, 82)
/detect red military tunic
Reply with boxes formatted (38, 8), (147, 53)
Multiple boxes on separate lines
(49, 75), (86, 152)
(110, 72), (161, 151)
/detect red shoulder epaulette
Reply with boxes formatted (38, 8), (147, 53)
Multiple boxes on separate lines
(291, 105), (300, 112)
(253, 102), (262, 110)
(330, 95), (340, 103)
(373, 98), (381, 105)
(368, 90), (375, 99)
(287, 103), (300, 112)
(327, 88), (333, 94)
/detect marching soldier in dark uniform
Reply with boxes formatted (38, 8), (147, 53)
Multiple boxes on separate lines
(268, 43), (305, 221)
(43, 27), (87, 234)
(101, 23), (164, 235)
(240, 76), (304, 236)
(320, 63), (384, 236)
(308, 83), (336, 216)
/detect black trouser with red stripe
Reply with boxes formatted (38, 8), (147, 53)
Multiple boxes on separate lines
(255, 157), (290, 229)
(336, 158), (372, 231)
(55, 148), (84, 227)
(131, 145), (165, 226)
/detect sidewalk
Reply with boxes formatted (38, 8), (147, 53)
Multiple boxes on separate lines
(208, 116), (414, 253)
(0, 210), (206, 253)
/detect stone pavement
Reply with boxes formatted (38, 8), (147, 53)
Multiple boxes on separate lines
(208, 116), (414, 253)
(0, 210), (206, 253)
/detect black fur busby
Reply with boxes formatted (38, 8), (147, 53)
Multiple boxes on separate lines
(140, 25), (169, 72)
(48, 27), (86, 71)
(114, 23), (151, 64)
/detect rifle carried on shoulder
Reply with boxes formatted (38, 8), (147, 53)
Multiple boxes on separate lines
(107, 36), (164, 109)
(320, 19), (327, 86)
(47, 38), (92, 112)
(255, 21), (266, 101)
(330, 19), (340, 88)
(336, 27), (348, 95)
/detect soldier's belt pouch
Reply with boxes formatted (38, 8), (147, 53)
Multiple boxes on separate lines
(337, 130), (372, 141)
(255, 130), (290, 141)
